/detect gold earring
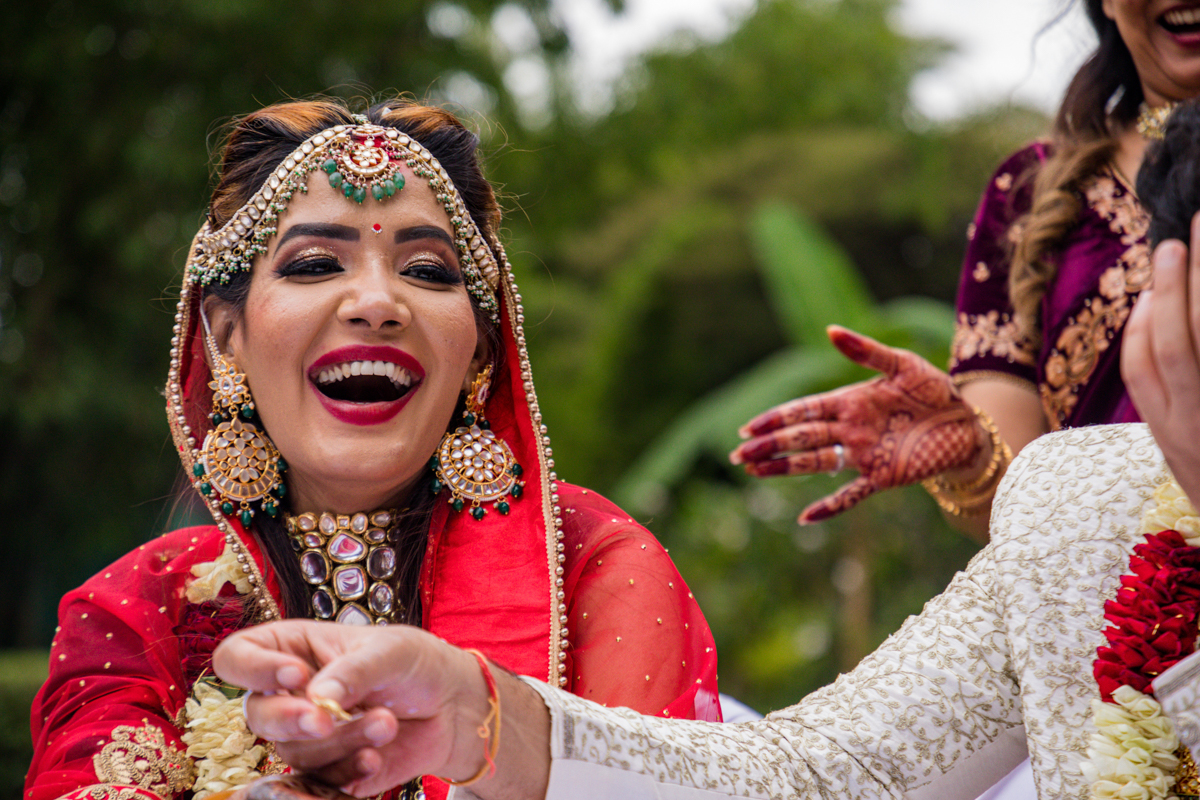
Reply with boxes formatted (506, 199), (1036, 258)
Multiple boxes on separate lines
(193, 338), (286, 528)
(431, 365), (523, 520)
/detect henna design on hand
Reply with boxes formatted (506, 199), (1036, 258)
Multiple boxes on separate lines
(730, 326), (983, 523)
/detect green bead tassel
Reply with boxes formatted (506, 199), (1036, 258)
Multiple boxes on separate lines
(471, 506), (486, 520)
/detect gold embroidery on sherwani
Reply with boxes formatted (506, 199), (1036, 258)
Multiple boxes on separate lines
(950, 310), (1036, 369)
(1040, 171), (1150, 428)
(93, 723), (195, 797)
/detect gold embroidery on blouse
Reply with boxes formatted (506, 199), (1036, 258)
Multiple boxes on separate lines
(93, 724), (195, 797)
(972, 261), (990, 283)
(995, 172), (1013, 191)
(1039, 172), (1150, 429)
(260, 742), (288, 776)
(70, 784), (158, 800)
(950, 310), (1036, 369)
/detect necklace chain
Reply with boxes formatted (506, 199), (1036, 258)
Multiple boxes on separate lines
(1137, 101), (1180, 141)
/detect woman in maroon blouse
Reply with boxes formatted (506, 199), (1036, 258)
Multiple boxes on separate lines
(732, 0), (1190, 541)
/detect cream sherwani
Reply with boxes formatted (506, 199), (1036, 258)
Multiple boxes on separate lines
(514, 424), (1172, 799)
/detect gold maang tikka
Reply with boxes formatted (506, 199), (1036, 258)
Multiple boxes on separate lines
(432, 365), (524, 520)
(193, 329), (286, 528)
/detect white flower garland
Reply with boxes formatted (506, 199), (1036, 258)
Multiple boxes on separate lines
(182, 681), (266, 800)
(186, 541), (253, 603)
(1083, 479), (1200, 800)
(181, 540), (270, 798)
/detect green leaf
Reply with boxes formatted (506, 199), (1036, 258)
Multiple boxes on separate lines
(750, 203), (876, 347)
(613, 347), (859, 513)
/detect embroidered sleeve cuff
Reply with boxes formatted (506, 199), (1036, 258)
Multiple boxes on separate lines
(57, 784), (168, 800)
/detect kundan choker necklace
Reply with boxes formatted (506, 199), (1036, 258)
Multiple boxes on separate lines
(286, 509), (401, 625)
(1138, 101), (1179, 141)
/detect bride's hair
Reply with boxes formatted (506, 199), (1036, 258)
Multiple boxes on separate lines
(1136, 100), (1200, 248)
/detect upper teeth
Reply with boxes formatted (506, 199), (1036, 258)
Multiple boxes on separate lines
(1165, 7), (1200, 25)
(316, 360), (414, 387)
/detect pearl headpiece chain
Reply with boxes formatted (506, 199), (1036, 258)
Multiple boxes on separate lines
(188, 121), (504, 323)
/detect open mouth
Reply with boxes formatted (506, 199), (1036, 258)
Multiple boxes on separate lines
(1161, 6), (1200, 35)
(313, 360), (418, 404)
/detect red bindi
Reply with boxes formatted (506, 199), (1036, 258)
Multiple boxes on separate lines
(372, 223), (382, 234)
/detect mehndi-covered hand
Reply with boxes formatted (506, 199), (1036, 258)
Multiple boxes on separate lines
(730, 326), (984, 523)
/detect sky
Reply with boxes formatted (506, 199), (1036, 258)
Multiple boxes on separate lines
(551, 0), (1098, 121)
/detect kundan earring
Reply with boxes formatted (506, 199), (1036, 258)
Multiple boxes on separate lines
(193, 332), (286, 528)
(432, 365), (524, 520)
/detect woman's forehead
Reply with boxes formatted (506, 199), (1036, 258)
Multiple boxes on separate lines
(277, 165), (454, 235)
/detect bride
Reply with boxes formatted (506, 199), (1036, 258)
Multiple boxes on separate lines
(24, 98), (721, 800)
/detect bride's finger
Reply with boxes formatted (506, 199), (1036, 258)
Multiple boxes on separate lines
(244, 692), (335, 742)
(214, 625), (319, 693)
(730, 421), (841, 464)
(271, 709), (397, 768)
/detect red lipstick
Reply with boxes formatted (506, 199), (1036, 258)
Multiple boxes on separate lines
(308, 345), (425, 426)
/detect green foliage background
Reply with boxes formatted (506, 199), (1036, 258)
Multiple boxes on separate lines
(0, 0), (1048, 794)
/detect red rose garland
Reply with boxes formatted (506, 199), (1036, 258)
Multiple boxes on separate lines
(1095, 530), (1200, 701)
(1085, 527), (1200, 798)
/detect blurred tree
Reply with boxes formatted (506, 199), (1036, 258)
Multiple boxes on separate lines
(612, 202), (971, 711)
(0, 0), (577, 647)
(0, 0), (1047, 733)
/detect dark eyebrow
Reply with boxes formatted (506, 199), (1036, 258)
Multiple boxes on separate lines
(396, 225), (456, 250)
(277, 222), (360, 247)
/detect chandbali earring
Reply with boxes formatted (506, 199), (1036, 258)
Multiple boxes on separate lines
(431, 365), (524, 520)
(193, 332), (287, 528)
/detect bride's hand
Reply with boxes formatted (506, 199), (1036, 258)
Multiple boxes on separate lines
(1123, 215), (1200, 506)
(730, 325), (984, 523)
(212, 622), (493, 797)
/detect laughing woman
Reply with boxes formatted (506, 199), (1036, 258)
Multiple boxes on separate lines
(24, 99), (720, 800)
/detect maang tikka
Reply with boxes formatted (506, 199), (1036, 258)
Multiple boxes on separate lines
(432, 365), (524, 520)
(193, 327), (287, 528)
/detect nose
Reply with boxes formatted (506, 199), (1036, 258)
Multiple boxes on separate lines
(337, 266), (410, 331)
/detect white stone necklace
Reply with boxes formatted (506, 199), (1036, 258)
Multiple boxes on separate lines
(285, 509), (400, 625)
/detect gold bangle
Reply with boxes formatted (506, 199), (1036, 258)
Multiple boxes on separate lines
(438, 649), (502, 788)
(923, 408), (1013, 517)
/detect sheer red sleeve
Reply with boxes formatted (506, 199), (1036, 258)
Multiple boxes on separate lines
(558, 485), (722, 722)
(26, 527), (230, 800)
